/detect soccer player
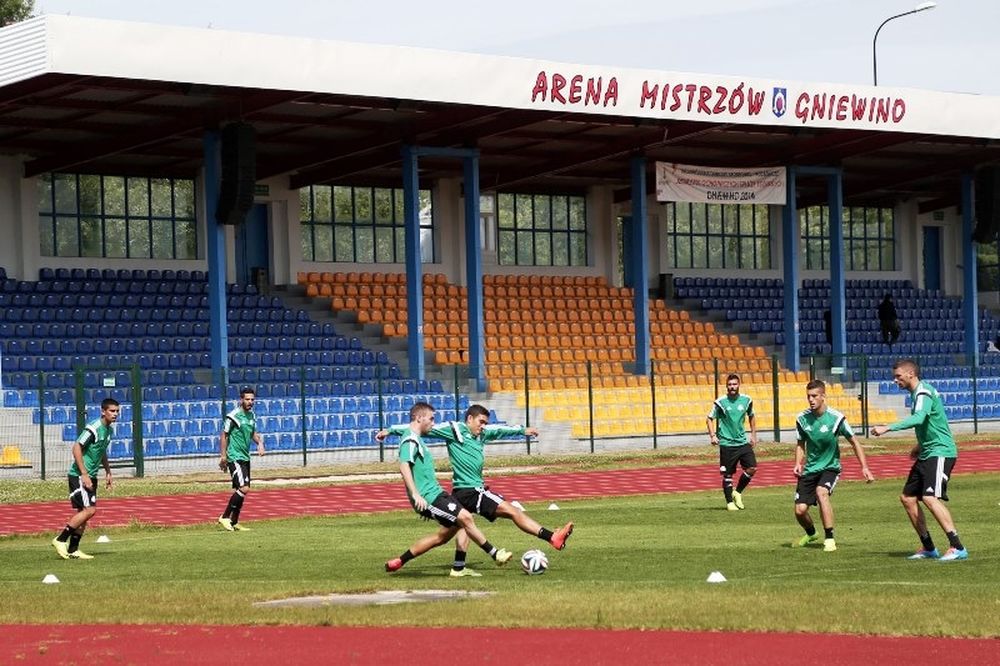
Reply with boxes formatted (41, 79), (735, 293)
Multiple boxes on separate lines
(52, 397), (120, 560)
(384, 402), (513, 573)
(217, 387), (264, 532)
(871, 359), (968, 561)
(378, 404), (573, 578)
(707, 374), (758, 510)
(792, 380), (875, 552)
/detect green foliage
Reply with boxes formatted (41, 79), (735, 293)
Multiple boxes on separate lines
(2, 475), (998, 635)
(0, 0), (33, 27)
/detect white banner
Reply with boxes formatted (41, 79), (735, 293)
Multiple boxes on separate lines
(655, 163), (787, 204)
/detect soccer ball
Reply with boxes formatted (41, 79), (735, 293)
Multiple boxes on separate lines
(520, 549), (548, 575)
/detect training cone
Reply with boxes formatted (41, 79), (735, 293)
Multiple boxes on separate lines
(510, 500), (524, 511)
(96, 535), (111, 543)
(706, 571), (727, 583)
(42, 574), (60, 584)
(548, 503), (560, 510)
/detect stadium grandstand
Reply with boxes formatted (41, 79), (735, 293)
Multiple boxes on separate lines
(1, 14), (1000, 479)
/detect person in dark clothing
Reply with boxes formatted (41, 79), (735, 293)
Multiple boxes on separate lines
(878, 295), (900, 348)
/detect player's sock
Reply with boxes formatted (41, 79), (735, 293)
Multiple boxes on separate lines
(804, 525), (816, 537)
(453, 549), (468, 571)
(228, 491), (245, 524)
(57, 525), (73, 542)
(480, 542), (497, 557)
(537, 527), (554, 542)
(68, 530), (83, 554)
(722, 476), (734, 503)
(946, 531), (964, 551)
(824, 527), (834, 540)
(400, 549), (416, 564)
(736, 472), (753, 493)
(919, 532), (936, 551)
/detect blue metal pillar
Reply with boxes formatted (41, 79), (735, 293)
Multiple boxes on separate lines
(401, 145), (424, 381)
(962, 172), (980, 366)
(463, 154), (486, 391)
(203, 131), (229, 387)
(630, 156), (651, 375)
(827, 171), (847, 362)
(782, 167), (800, 372)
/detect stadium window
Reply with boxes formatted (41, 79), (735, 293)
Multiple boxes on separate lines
(299, 185), (434, 263)
(977, 238), (1000, 291)
(664, 202), (770, 269)
(38, 174), (197, 259)
(799, 205), (895, 271)
(496, 193), (587, 266)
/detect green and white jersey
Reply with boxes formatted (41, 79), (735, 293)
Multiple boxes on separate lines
(708, 394), (754, 447)
(68, 418), (113, 477)
(796, 407), (853, 475)
(223, 406), (256, 462)
(397, 428), (443, 505)
(391, 420), (526, 489)
(889, 381), (957, 459)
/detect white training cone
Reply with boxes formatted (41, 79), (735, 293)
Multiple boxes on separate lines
(547, 503), (560, 510)
(706, 571), (727, 583)
(510, 500), (524, 511)
(96, 535), (111, 543)
(42, 574), (60, 584)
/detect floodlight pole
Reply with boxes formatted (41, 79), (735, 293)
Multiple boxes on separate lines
(873, 2), (937, 86)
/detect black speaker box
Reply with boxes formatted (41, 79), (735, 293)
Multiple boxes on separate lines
(973, 166), (1000, 243)
(216, 122), (256, 225)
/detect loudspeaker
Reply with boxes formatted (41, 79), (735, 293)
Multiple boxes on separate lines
(216, 122), (256, 225)
(973, 166), (1000, 243)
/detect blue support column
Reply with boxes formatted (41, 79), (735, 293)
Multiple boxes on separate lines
(827, 171), (847, 362)
(630, 156), (651, 375)
(782, 167), (800, 372)
(463, 153), (486, 391)
(203, 131), (229, 387)
(401, 145), (424, 381)
(962, 172), (980, 366)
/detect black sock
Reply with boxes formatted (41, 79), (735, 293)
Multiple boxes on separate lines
(919, 532), (936, 551)
(479, 541), (497, 558)
(946, 531), (964, 551)
(722, 476), (734, 503)
(453, 549), (467, 571)
(68, 530), (83, 553)
(804, 525), (816, 537)
(736, 472), (753, 493)
(400, 549), (415, 564)
(226, 491), (245, 523)
(537, 527), (554, 542)
(824, 528), (834, 540)
(57, 525), (74, 542)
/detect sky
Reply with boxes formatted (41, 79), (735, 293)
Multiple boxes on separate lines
(33, 0), (1000, 96)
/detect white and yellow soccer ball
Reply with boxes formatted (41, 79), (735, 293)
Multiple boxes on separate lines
(520, 549), (548, 575)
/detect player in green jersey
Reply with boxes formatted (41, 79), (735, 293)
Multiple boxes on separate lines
(378, 403), (573, 577)
(217, 387), (265, 532)
(52, 397), (120, 560)
(871, 359), (968, 561)
(792, 380), (875, 552)
(707, 374), (758, 510)
(383, 402), (513, 573)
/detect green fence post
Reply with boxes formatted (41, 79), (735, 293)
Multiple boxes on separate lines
(860, 355), (870, 435)
(586, 360), (595, 454)
(300, 366), (308, 467)
(74, 366), (85, 433)
(130, 364), (144, 478)
(712, 357), (719, 402)
(376, 363), (385, 463)
(650, 359), (658, 451)
(523, 361), (531, 455)
(972, 360), (979, 435)
(453, 364), (461, 422)
(771, 354), (780, 443)
(809, 355), (816, 381)
(38, 373), (46, 481)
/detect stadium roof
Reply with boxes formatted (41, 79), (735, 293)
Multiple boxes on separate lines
(1, 14), (999, 211)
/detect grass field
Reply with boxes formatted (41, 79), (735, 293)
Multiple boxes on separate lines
(2, 471), (999, 637)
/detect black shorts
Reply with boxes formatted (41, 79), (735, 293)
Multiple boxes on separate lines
(794, 469), (840, 506)
(719, 444), (757, 476)
(416, 492), (464, 528)
(68, 475), (97, 511)
(453, 486), (506, 522)
(902, 457), (956, 501)
(227, 460), (251, 489)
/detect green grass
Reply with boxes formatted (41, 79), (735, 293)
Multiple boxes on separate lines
(2, 472), (999, 636)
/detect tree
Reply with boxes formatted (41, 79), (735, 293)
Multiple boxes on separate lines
(0, 0), (34, 28)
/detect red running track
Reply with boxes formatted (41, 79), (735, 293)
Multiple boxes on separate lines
(4, 449), (1000, 536)
(2, 624), (998, 665)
